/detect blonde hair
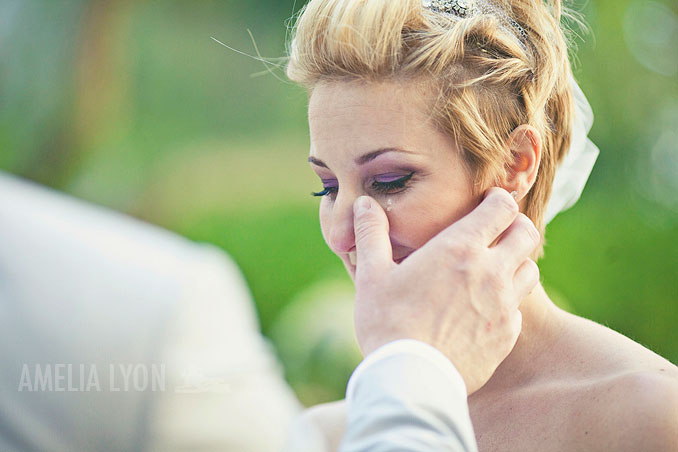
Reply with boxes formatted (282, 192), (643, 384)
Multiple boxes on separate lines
(286, 0), (575, 256)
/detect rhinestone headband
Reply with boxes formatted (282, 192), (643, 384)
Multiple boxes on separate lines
(423, 0), (528, 48)
(424, 0), (474, 17)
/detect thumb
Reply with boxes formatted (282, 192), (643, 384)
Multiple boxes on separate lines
(353, 196), (393, 280)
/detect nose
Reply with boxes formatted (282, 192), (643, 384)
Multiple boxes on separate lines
(326, 194), (356, 255)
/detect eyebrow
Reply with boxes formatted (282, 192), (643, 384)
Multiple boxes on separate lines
(307, 148), (413, 168)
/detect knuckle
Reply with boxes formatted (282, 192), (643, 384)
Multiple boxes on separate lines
(526, 258), (540, 281)
(483, 251), (508, 277)
(516, 258), (540, 289)
(446, 240), (479, 262)
(488, 272), (507, 293)
(479, 261), (506, 293)
(458, 227), (485, 247)
(445, 245), (483, 284)
(495, 251), (515, 274)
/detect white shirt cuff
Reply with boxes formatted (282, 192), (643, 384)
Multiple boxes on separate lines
(346, 339), (467, 401)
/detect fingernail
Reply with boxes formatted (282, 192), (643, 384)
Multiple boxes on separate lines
(354, 196), (372, 216)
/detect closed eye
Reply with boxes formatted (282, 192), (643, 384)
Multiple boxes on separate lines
(371, 172), (415, 194)
(311, 172), (416, 198)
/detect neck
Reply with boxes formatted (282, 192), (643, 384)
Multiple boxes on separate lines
(475, 282), (566, 393)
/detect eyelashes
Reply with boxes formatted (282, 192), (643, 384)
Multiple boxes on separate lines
(311, 187), (337, 197)
(311, 172), (415, 198)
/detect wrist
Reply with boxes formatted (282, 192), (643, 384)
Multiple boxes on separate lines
(358, 331), (422, 358)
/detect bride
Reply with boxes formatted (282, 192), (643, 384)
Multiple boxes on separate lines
(284, 0), (678, 450)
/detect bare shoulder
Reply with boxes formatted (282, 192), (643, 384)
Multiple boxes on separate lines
(300, 400), (348, 452)
(577, 370), (678, 452)
(550, 310), (676, 379)
(553, 311), (678, 451)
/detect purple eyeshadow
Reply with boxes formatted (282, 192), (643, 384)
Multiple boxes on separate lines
(375, 173), (407, 183)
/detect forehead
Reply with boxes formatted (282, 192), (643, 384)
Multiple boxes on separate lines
(308, 80), (437, 156)
(309, 80), (431, 122)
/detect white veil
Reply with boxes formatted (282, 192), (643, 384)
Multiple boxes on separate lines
(544, 77), (600, 224)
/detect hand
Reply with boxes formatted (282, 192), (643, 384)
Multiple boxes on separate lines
(352, 187), (541, 394)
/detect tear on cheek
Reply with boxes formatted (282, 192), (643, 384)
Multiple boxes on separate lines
(378, 198), (394, 212)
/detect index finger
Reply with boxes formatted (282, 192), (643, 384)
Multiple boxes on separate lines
(445, 187), (520, 247)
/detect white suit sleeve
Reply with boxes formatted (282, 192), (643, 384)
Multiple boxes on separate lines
(0, 173), (302, 452)
(340, 340), (478, 452)
(146, 246), (303, 452)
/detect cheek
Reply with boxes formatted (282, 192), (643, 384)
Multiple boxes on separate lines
(387, 189), (481, 249)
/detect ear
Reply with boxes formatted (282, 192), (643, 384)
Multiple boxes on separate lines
(503, 125), (541, 201)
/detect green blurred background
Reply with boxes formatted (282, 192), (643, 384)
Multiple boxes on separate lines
(2, 0), (676, 405)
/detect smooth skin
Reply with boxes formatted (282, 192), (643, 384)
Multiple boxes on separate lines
(303, 80), (678, 452)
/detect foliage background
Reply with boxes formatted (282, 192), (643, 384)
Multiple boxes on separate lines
(2, 0), (676, 404)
